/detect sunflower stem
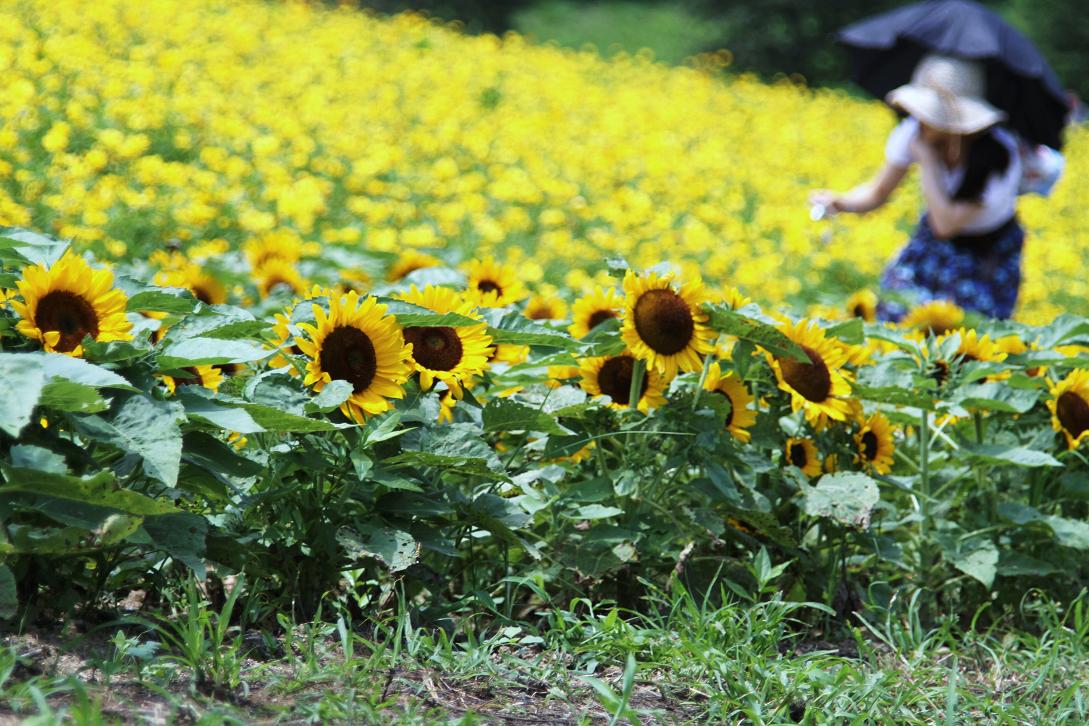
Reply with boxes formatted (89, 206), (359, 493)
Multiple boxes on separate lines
(628, 357), (647, 412)
(973, 412), (994, 520)
(919, 408), (933, 573)
(691, 354), (713, 411)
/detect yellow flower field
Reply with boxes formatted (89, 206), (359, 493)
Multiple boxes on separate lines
(0, 0), (1084, 325)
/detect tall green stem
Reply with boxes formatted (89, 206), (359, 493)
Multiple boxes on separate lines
(691, 354), (714, 411)
(919, 409), (932, 570)
(628, 358), (646, 411)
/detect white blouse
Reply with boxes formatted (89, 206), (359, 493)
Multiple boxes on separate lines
(885, 117), (1022, 235)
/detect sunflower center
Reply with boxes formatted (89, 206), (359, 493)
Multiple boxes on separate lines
(861, 431), (878, 461)
(712, 389), (735, 427)
(788, 443), (808, 469)
(527, 306), (553, 321)
(477, 280), (501, 295)
(930, 359), (950, 386)
(597, 355), (647, 406)
(320, 326), (378, 394)
(1057, 391), (1089, 441)
(633, 289), (694, 355)
(403, 326), (463, 372)
(34, 290), (100, 353)
(193, 286), (214, 304)
(587, 309), (618, 330)
(779, 345), (832, 402)
(851, 304), (867, 319)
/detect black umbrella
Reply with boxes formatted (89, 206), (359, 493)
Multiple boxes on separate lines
(837, 0), (1068, 149)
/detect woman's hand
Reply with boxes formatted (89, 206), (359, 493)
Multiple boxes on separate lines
(808, 189), (840, 215)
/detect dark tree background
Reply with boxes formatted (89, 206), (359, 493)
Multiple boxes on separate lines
(347, 0), (1087, 97)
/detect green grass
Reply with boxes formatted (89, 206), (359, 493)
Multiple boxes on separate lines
(511, 1), (723, 65)
(4, 575), (1089, 723)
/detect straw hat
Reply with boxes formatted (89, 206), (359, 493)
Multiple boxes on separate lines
(886, 54), (1006, 134)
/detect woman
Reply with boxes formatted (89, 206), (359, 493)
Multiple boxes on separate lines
(810, 54), (1024, 320)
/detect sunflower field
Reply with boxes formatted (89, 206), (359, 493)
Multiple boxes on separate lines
(4, 0), (1089, 716)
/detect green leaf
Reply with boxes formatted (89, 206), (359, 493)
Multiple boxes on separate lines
(159, 337), (270, 368)
(483, 309), (575, 349)
(176, 388), (265, 434)
(0, 352), (45, 437)
(73, 395), (185, 487)
(997, 503), (1089, 549)
(949, 382), (1040, 414)
(142, 513), (208, 577)
(6, 524), (90, 554)
(703, 303), (808, 362)
(304, 379), (353, 414)
(482, 398), (570, 435)
(802, 472), (879, 528)
(392, 423), (506, 477)
(160, 305), (266, 343)
(0, 565), (16, 619)
(825, 317), (864, 345)
(126, 287), (198, 315)
(468, 493), (533, 530)
(1045, 516), (1089, 550)
(0, 228), (68, 265)
(338, 524), (418, 572)
(565, 504), (624, 520)
(38, 354), (136, 390)
(38, 379), (108, 413)
(962, 445), (1062, 468)
(997, 550), (1060, 577)
(376, 298), (482, 327)
(241, 401), (344, 432)
(941, 535), (998, 589)
(1, 466), (177, 516)
(11, 445), (67, 474)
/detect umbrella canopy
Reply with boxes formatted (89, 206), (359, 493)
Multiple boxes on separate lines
(838, 0), (1068, 149)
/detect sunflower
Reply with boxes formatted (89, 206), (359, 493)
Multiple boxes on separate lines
(997, 335), (1044, 377)
(1048, 369), (1089, 450)
(388, 249), (441, 282)
(719, 285), (752, 310)
(701, 361), (756, 442)
(244, 230), (304, 270)
(845, 289), (878, 322)
(396, 284), (493, 392)
(568, 285), (624, 337)
(437, 385), (459, 424)
(463, 257), (527, 307)
(162, 365), (224, 395)
(12, 250), (133, 356)
(337, 268), (372, 294)
(579, 352), (668, 413)
(547, 364), (582, 388)
(524, 291), (568, 321)
(620, 270), (714, 380)
(769, 319), (853, 425)
(294, 291), (412, 422)
(901, 299), (964, 336)
(256, 258), (308, 298)
(855, 411), (895, 474)
(784, 437), (822, 478)
(937, 328), (1008, 381)
(154, 261), (227, 305)
(489, 343), (529, 366)
(268, 309), (305, 372)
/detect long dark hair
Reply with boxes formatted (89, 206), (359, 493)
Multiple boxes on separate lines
(953, 130), (1011, 203)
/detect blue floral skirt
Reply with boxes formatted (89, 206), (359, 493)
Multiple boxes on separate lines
(877, 214), (1024, 321)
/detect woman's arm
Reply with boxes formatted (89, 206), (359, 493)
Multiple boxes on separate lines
(810, 162), (908, 215)
(912, 138), (982, 238)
